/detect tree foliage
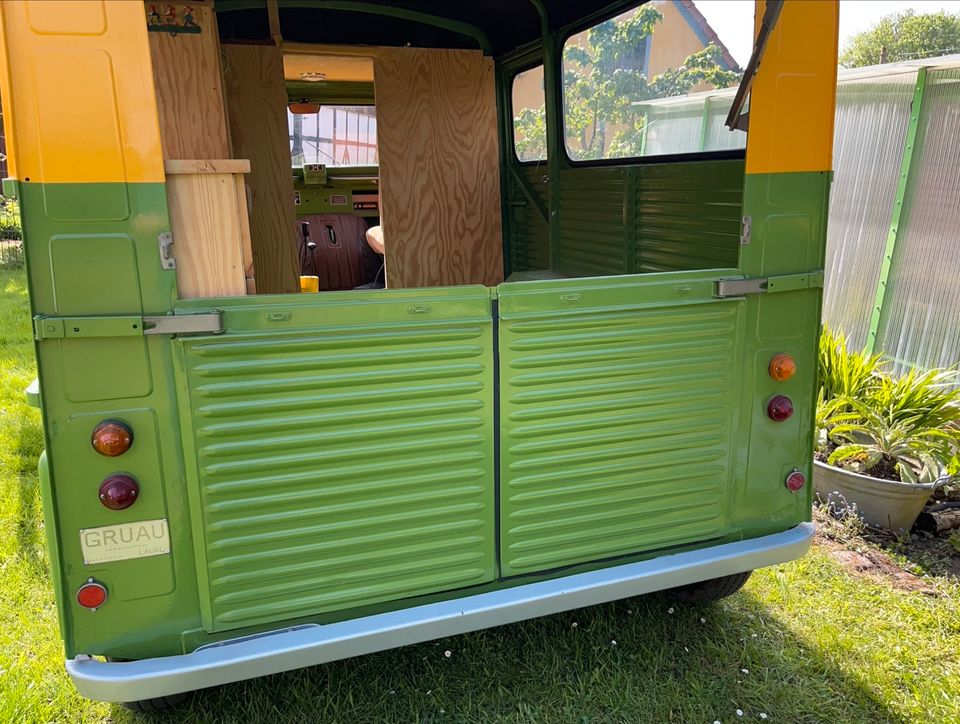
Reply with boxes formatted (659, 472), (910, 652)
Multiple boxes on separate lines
(840, 10), (960, 68)
(513, 6), (740, 162)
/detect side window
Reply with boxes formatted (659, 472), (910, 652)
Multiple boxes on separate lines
(512, 65), (547, 163)
(562, 1), (749, 161)
(288, 105), (378, 167)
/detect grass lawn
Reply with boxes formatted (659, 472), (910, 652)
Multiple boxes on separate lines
(1, 267), (958, 723)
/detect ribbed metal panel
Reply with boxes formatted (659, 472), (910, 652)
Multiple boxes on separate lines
(877, 68), (960, 373)
(822, 72), (917, 349)
(635, 160), (744, 272)
(177, 297), (496, 631)
(498, 277), (742, 575)
(558, 167), (627, 275)
(511, 165), (550, 272)
(512, 161), (744, 278)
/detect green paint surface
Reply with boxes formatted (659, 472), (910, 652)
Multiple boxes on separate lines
(20, 167), (826, 660)
(292, 165), (379, 220)
(505, 159), (745, 277)
(497, 270), (746, 575)
(173, 288), (498, 632)
(866, 67), (926, 353)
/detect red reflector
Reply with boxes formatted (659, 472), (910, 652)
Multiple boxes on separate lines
(769, 353), (797, 382)
(785, 470), (806, 492)
(99, 474), (140, 510)
(76, 580), (108, 610)
(91, 420), (133, 457)
(767, 395), (794, 422)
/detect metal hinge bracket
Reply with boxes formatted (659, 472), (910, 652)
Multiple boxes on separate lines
(714, 271), (824, 299)
(739, 216), (752, 245)
(159, 232), (176, 270)
(34, 312), (223, 340)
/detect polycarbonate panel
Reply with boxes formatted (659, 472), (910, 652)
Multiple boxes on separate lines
(643, 101), (703, 156)
(821, 72), (917, 349)
(640, 93), (744, 156)
(876, 68), (960, 374)
(703, 96), (746, 151)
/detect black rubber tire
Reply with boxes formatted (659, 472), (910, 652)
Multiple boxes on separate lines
(121, 692), (189, 713)
(668, 570), (753, 604)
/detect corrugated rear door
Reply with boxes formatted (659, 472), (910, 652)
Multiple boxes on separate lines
(175, 287), (496, 632)
(497, 271), (747, 576)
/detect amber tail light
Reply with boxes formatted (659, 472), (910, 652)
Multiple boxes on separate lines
(91, 420), (133, 457)
(769, 353), (796, 381)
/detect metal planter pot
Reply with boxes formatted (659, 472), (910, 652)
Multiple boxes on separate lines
(813, 460), (936, 533)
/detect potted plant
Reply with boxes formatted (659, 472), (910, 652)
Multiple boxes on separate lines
(813, 330), (960, 532)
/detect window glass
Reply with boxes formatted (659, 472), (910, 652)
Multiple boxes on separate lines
(562, 1), (750, 161)
(512, 65), (547, 163)
(288, 105), (378, 167)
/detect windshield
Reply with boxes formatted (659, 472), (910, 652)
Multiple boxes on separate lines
(288, 105), (378, 167)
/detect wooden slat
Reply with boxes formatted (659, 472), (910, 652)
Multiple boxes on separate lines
(375, 48), (504, 288)
(164, 159), (251, 174)
(166, 170), (248, 298)
(222, 43), (300, 294)
(147, 2), (230, 159)
(233, 173), (256, 291)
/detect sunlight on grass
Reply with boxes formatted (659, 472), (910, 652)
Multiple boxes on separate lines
(0, 267), (957, 723)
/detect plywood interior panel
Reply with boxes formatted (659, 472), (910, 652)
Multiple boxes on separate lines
(164, 160), (250, 299)
(222, 43), (300, 294)
(375, 48), (504, 288)
(283, 54), (374, 82)
(147, 2), (231, 159)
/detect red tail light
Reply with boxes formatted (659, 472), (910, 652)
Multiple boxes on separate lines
(768, 353), (796, 381)
(91, 420), (133, 457)
(767, 395), (794, 422)
(99, 474), (140, 510)
(76, 579), (108, 610)
(785, 470), (806, 492)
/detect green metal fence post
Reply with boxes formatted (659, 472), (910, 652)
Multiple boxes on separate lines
(699, 96), (711, 151)
(866, 67), (927, 353)
(639, 108), (649, 155)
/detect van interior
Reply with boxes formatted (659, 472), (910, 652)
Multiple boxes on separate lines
(150, 1), (747, 300)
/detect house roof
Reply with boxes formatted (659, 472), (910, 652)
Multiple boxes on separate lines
(676, 1), (741, 72)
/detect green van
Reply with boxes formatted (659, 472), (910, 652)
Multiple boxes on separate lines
(0, 0), (838, 709)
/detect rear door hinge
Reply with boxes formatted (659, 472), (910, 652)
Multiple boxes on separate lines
(714, 271), (824, 299)
(34, 312), (223, 340)
(739, 215), (752, 246)
(158, 232), (176, 270)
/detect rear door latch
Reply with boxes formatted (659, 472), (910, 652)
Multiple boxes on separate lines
(34, 312), (223, 340)
(714, 271), (824, 299)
